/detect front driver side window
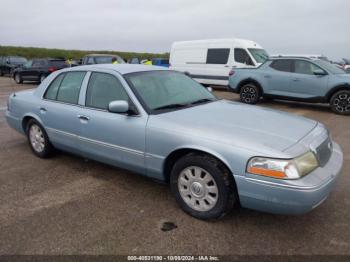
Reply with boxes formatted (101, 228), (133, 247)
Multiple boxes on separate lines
(234, 49), (254, 66)
(86, 72), (129, 110)
(294, 60), (324, 75)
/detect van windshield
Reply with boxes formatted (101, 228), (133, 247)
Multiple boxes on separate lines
(248, 49), (269, 64)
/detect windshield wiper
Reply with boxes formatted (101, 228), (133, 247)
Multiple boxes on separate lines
(153, 103), (189, 111)
(190, 98), (215, 105)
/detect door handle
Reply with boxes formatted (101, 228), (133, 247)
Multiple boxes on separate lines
(77, 115), (90, 121)
(224, 65), (230, 68)
(264, 75), (271, 78)
(293, 78), (300, 81)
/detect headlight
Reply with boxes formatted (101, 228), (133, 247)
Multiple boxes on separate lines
(247, 151), (318, 179)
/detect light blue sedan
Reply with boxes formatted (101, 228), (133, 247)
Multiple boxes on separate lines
(6, 64), (343, 219)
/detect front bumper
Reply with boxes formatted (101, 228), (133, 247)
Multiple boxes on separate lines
(235, 142), (343, 215)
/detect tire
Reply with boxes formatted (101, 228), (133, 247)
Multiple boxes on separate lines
(170, 153), (237, 220)
(330, 90), (350, 115)
(14, 73), (23, 84)
(26, 119), (54, 158)
(40, 74), (46, 83)
(239, 83), (260, 104)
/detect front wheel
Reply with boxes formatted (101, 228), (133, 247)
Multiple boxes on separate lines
(26, 119), (54, 158)
(170, 153), (237, 220)
(239, 83), (260, 104)
(14, 73), (23, 84)
(330, 90), (350, 115)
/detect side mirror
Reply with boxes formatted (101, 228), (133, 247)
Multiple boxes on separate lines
(313, 69), (327, 76)
(108, 100), (129, 114)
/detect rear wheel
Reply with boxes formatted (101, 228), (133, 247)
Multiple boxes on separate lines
(170, 153), (237, 220)
(330, 90), (350, 115)
(239, 83), (260, 104)
(26, 119), (54, 158)
(14, 73), (23, 84)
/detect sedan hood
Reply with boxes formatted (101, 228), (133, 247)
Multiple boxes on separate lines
(149, 100), (317, 154)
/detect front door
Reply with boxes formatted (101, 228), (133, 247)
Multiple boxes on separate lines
(78, 71), (147, 173)
(290, 60), (329, 98)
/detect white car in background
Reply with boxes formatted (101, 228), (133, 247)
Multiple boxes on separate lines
(169, 38), (268, 87)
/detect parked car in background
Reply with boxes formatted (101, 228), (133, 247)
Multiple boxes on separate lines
(12, 58), (68, 84)
(152, 58), (169, 67)
(0, 56), (27, 76)
(81, 54), (125, 65)
(170, 38), (269, 86)
(229, 56), (350, 114)
(6, 64), (343, 219)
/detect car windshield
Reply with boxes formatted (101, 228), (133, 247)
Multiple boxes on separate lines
(10, 57), (27, 64)
(95, 56), (125, 64)
(125, 71), (216, 112)
(315, 60), (346, 74)
(248, 49), (269, 63)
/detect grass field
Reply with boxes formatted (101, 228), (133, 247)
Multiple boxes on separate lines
(0, 45), (169, 61)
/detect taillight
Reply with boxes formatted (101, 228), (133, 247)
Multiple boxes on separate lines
(48, 67), (56, 72)
(229, 70), (235, 76)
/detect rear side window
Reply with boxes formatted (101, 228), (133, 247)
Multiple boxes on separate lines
(44, 73), (65, 100)
(206, 48), (230, 64)
(53, 72), (86, 104)
(234, 49), (254, 66)
(86, 72), (129, 110)
(270, 60), (293, 72)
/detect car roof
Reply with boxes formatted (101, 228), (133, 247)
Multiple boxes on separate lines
(64, 64), (169, 75)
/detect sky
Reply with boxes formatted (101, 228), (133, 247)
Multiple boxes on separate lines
(0, 0), (349, 61)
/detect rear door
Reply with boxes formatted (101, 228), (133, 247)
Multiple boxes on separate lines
(40, 71), (87, 154)
(290, 60), (329, 98)
(264, 59), (293, 96)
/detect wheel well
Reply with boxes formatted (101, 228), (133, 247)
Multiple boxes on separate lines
(237, 79), (263, 96)
(22, 116), (34, 133)
(163, 148), (232, 183)
(326, 85), (350, 102)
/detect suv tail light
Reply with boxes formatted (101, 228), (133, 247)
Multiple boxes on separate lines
(229, 70), (235, 76)
(48, 67), (57, 72)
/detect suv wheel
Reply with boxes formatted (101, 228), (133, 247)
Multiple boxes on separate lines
(330, 90), (350, 115)
(26, 119), (54, 158)
(14, 73), (23, 84)
(240, 83), (260, 104)
(170, 153), (237, 220)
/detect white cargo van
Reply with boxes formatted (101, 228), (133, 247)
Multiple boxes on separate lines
(169, 38), (268, 86)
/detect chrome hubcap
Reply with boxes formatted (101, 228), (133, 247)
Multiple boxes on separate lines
(178, 166), (218, 212)
(333, 93), (350, 113)
(241, 86), (257, 103)
(29, 124), (45, 152)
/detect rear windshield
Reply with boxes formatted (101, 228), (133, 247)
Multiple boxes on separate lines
(49, 60), (67, 67)
(95, 56), (125, 64)
(248, 49), (269, 64)
(9, 57), (27, 64)
(315, 60), (346, 74)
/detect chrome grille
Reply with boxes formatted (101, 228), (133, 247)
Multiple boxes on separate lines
(315, 136), (332, 167)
